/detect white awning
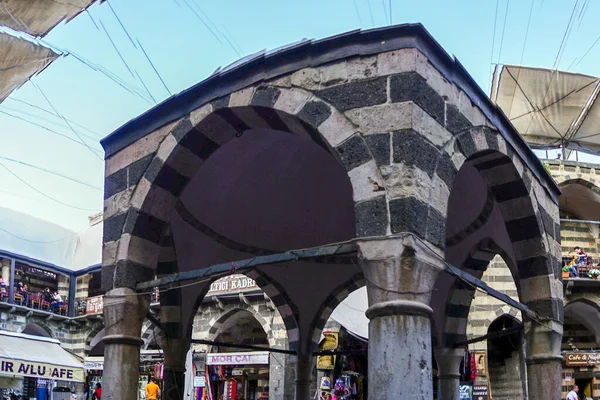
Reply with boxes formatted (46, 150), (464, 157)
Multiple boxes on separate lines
(0, 0), (98, 37)
(491, 64), (600, 156)
(330, 287), (368, 340)
(0, 331), (84, 382)
(0, 33), (59, 104)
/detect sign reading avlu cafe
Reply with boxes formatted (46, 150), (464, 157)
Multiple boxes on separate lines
(0, 359), (83, 382)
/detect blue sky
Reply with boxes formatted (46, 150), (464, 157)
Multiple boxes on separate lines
(1, 0), (599, 233)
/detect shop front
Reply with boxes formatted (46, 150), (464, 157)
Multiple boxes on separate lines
(0, 331), (84, 400)
(205, 351), (269, 400)
(563, 352), (600, 399)
(83, 350), (163, 400)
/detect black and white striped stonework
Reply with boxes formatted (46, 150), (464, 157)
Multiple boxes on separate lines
(308, 274), (365, 353)
(102, 43), (562, 353)
(442, 239), (512, 348)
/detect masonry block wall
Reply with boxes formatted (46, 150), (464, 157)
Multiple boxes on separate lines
(192, 294), (293, 400)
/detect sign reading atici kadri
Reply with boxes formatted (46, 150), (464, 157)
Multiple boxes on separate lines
(207, 275), (258, 295)
(566, 353), (600, 366)
(0, 358), (84, 382)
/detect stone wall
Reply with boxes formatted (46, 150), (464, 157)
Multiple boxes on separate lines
(192, 292), (294, 400)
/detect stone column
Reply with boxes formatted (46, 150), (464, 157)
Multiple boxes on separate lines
(434, 348), (464, 400)
(359, 237), (444, 399)
(102, 287), (149, 400)
(293, 349), (313, 400)
(162, 338), (188, 400)
(1, 258), (9, 284)
(57, 274), (70, 298)
(525, 319), (563, 400)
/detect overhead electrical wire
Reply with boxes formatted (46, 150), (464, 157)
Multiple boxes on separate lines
(1, 105), (101, 143)
(137, 38), (172, 96)
(0, 161), (100, 212)
(222, 25), (244, 55)
(366, 0), (375, 27)
(506, 0), (536, 117)
(31, 81), (104, 161)
(496, 0), (511, 66)
(0, 155), (102, 191)
(352, 0), (363, 25)
(381, 0), (389, 25)
(5, 98), (103, 138)
(106, 0), (138, 49)
(0, 109), (103, 153)
(389, 0), (392, 24)
(488, 0), (500, 95)
(98, 17), (136, 79)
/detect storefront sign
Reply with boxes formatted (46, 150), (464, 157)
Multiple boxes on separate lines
(459, 384), (472, 400)
(565, 352), (600, 366)
(86, 295), (104, 314)
(206, 352), (269, 366)
(193, 376), (205, 387)
(472, 385), (488, 400)
(84, 361), (103, 370)
(207, 275), (258, 295)
(0, 358), (84, 382)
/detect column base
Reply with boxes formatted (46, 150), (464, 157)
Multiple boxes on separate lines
(526, 358), (562, 400)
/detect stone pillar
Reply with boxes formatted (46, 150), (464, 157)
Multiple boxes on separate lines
(359, 237), (444, 399)
(293, 349), (313, 400)
(1, 258), (9, 284)
(57, 274), (69, 298)
(76, 275), (92, 302)
(269, 352), (289, 400)
(434, 348), (464, 400)
(525, 319), (563, 400)
(102, 287), (149, 400)
(161, 338), (188, 400)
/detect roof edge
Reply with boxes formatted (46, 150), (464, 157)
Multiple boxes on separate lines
(101, 23), (561, 203)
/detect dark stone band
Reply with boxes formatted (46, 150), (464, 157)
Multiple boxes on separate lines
(526, 354), (563, 365)
(366, 300), (433, 319)
(102, 334), (145, 347)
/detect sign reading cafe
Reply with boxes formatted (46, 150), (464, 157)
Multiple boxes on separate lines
(0, 358), (83, 382)
(566, 353), (600, 366)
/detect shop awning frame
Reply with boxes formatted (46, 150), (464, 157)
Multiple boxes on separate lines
(0, 330), (84, 382)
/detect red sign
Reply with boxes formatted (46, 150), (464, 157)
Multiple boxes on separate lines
(86, 296), (103, 314)
(566, 353), (600, 366)
(473, 385), (488, 400)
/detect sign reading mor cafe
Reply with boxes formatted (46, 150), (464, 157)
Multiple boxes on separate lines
(566, 352), (600, 366)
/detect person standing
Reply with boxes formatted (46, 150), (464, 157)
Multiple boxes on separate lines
(146, 377), (161, 400)
(92, 383), (101, 400)
(566, 385), (578, 400)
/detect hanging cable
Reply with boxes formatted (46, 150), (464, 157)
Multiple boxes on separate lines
(137, 38), (172, 96)
(0, 109), (103, 153)
(366, 0), (375, 26)
(0, 155), (102, 191)
(30, 81), (104, 161)
(5, 98), (102, 138)
(381, 0), (389, 24)
(488, 0), (500, 95)
(106, 0), (138, 49)
(352, 0), (363, 25)
(496, 0), (511, 66)
(0, 161), (100, 212)
(97, 18), (135, 79)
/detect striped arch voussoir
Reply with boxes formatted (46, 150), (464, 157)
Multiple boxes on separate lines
(442, 238), (511, 348)
(205, 304), (278, 349)
(308, 273), (365, 353)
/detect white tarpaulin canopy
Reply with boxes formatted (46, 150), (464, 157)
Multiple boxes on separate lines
(0, 331), (84, 382)
(491, 65), (600, 155)
(330, 287), (368, 339)
(0, 32), (58, 103)
(0, 0), (97, 37)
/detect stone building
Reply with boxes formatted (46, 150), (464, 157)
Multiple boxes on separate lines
(99, 24), (563, 400)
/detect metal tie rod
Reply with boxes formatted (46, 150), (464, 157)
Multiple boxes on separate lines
(444, 263), (539, 321)
(136, 243), (357, 291)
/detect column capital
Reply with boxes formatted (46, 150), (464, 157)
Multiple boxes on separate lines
(103, 287), (149, 338)
(524, 319), (563, 364)
(358, 237), (445, 308)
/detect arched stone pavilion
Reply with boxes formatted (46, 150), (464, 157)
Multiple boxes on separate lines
(100, 24), (563, 399)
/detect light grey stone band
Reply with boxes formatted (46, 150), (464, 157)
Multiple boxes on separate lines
(525, 354), (563, 365)
(102, 334), (145, 346)
(366, 300), (433, 319)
